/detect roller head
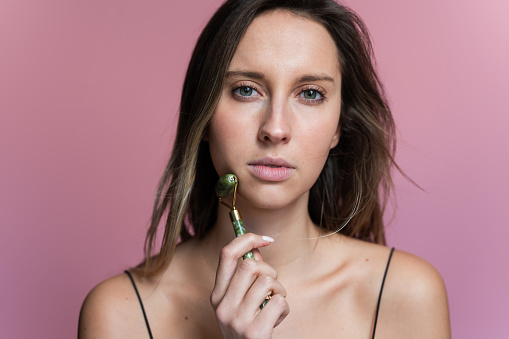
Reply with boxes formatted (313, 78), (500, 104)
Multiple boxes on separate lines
(215, 174), (237, 198)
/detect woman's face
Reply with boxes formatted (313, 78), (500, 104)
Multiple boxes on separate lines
(208, 10), (342, 210)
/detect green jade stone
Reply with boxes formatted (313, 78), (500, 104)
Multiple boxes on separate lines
(215, 174), (237, 198)
(232, 219), (247, 236)
(233, 220), (255, 260)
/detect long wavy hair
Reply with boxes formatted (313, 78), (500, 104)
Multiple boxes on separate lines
(137, 0), (398, 276)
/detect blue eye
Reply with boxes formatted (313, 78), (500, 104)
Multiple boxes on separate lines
(235, 86), (256, 97)
(301, 89), (321, 100)
(298, 88), (325, 103)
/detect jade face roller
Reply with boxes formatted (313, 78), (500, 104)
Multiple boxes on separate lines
(215, 174), (271, 308)
(215, 174), (255, 260)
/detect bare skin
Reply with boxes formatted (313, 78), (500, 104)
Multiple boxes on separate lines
(79, 233), (450, 338)
(79, 10), (451, 339)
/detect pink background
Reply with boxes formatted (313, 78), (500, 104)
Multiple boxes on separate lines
(1, 0), (507, 338)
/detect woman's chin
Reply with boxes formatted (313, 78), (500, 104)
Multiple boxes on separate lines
(237, 188), (310, 212)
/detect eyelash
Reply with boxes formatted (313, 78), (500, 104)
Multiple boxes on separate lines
(231, 82), (327, 104)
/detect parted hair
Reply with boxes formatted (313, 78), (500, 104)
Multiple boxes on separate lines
(138, 0), (397, 276)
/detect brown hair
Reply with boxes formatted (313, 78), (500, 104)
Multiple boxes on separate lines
(138, 0), (397, 276)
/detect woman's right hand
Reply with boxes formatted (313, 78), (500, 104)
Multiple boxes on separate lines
(210, 233), (290, 339)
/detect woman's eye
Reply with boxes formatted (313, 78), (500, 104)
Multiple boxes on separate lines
(301, 89), (322, 100)
(234, 86), (257, 97)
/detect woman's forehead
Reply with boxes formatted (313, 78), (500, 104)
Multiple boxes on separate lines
(228, 10), (341, 78)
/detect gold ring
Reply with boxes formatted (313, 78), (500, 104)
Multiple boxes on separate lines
(260, 292), (272, 309)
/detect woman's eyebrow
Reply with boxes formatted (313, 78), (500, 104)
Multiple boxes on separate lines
(296, 74), (335, 83)
(226, 70), (265, 80)
(225, 71), (336, 84)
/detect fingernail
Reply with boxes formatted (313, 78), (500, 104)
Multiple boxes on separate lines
(262, 236), (274, 242)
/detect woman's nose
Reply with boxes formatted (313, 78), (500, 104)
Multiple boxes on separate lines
(257, 100), (292, 144)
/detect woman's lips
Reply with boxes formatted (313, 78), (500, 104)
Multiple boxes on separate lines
(247, 158), (295, 181)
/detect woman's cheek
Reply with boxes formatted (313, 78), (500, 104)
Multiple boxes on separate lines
(208, 118), (247, 175)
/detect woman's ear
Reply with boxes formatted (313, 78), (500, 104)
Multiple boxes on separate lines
(330, 125), (341, 149)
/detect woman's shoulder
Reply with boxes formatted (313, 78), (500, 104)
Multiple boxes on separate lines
(343, 238), (448, 308)
(388, 248), (446, 290)
(383, 248), (449, 313)
(334, 238), (451, 337)
(384, 249), (449, 311)
(358, 242), (451, 338)
(79, 242), (220, 338)
(78, 272), (152, 338)
(338, 237), (446, 290)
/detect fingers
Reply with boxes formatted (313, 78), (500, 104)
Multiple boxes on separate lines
(210, 233), (290, 337)
(222, 258), (279, 309)
(211, 233), (273, 306)
(216, 287), (290, 338)
(253, 294), (290, 328)
(240, 272), (286, 314)
(215, 275), (289, 338)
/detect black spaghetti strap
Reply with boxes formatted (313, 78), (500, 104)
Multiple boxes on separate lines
(125, 270), (154, 339)
(372, 247), (395, 339)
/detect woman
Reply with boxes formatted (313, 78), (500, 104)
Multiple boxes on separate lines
(79, 0), (451, 338)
